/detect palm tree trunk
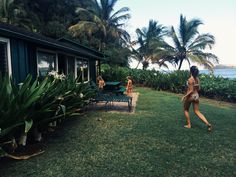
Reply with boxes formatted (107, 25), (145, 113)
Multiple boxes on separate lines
(135, 60), (141, 69)
(186, 58), (191, 69)
(178, 59), (184, 70)
(98, 41), (102, 52)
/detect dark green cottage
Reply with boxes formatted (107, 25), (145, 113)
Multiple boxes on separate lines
(0, 22), (105, 83)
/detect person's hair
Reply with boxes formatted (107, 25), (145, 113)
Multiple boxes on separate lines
(97, 75), (103, 80)
(127, 76), (132, 80)
(190, 66), (199, 78)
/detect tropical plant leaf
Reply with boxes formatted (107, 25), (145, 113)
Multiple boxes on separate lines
(24, 119), (33, 133)
(0, 147), (7, 158)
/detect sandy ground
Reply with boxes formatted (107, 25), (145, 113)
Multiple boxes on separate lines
(87, 92), (139, 113)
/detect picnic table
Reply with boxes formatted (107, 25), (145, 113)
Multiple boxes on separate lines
(103, 81), (125, 95)
(91, 81), (132, 112)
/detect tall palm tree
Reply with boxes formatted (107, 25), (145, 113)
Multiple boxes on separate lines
(133, 20), (167, 69)
(69, 0), (130, 51)
(154, 14), (218, 70)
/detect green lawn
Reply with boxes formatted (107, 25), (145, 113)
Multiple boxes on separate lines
(0, 87), (235, 177)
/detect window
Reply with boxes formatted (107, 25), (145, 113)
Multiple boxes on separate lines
(76, 58), (89, 82)
(67, 56), (75, 77)
(37, 50), (57, 77)
(0, 37), (11, 76)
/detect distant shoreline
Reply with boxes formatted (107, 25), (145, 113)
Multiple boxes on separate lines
(214, 64), (236, 69)
(200, 68), (236, 79)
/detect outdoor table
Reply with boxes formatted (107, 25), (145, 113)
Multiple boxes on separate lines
(104, 81), (121, 91)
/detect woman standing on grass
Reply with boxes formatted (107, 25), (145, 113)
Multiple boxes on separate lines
(97, 75), (105, 90)
(126, 76), (133, 96)
(182, 66), (212, 131)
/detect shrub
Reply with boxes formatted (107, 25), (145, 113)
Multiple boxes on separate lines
(101, 67), (236, 102)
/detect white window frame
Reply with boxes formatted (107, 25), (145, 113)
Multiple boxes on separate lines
(76, 57), (90, 82)
(57, 53), (76, 77)
(0, 37), (12, 76)
(36, 48), (58, 75)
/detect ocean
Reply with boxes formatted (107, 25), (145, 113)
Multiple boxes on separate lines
(200, 69), (236, 79)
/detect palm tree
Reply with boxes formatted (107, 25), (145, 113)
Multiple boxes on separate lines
(69, 0), (130, 51)
(0, 0), (39, 31)
(133, 20), (167, 69)
(0, 0), (14, 23)
(154, 14), (218, 70)
(130, 46), (143, 69)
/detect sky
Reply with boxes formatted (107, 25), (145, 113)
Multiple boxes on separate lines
(114, 0), (236, 69)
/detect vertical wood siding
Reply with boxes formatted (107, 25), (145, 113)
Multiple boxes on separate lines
(10, 39), (36, 83)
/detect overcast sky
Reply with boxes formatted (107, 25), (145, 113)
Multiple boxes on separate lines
(114, 0), (236, 69)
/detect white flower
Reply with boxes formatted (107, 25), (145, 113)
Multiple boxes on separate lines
(18, 83), (23, 89)
(200, 75), (205, 78)
(56, 95), (64, 101)
(58, 73), (66, 80)
(54, 74), (59, 79)
(80, 93), (84, 98)
(48, 71), (66, 80)
(48, 70), (57, 76)
(154, 73), (157, 76)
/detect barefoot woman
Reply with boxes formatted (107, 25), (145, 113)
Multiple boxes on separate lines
(182, 66), (212, 131)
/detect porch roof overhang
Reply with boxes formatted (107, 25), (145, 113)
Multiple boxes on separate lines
(57, 37), (109, 60)
(0, 22), (106, 60)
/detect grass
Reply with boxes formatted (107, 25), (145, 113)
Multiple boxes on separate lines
(0, 87), (235, 177)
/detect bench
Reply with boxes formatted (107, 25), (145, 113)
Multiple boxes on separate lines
(110, 94), (132, 112)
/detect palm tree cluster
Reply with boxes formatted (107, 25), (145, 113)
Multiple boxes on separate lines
(134, 15), (218, 70)
(0, 0), (218, 69)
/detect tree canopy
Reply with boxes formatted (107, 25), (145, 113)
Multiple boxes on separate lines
(0, 1), (218, 69)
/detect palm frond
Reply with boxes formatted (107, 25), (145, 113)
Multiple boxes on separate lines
(171, 26), (182, 50)
(188, 33), (215, 50)
(117, 28), (131, 42)
(75, 7), (94, 20)
(187, 51), (218, 70)
(135, 28), (145, 37)
(109, 7), (130, 20)
(109, 13), (130, 25)
(179, 14), (203, 46)
(191, 50), (218, 63)
(69, 21), (98, 37)
(185, 18), (203, 45)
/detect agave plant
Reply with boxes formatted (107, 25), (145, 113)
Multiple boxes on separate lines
(0, 75), (47, 136)
(0, 74), (49, 150)
(0, 72), (97, 152)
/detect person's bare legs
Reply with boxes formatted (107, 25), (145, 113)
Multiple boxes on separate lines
(193, 101), (212, 131)
(184, 101), (191, 128)
(184, 110), (191, 128)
